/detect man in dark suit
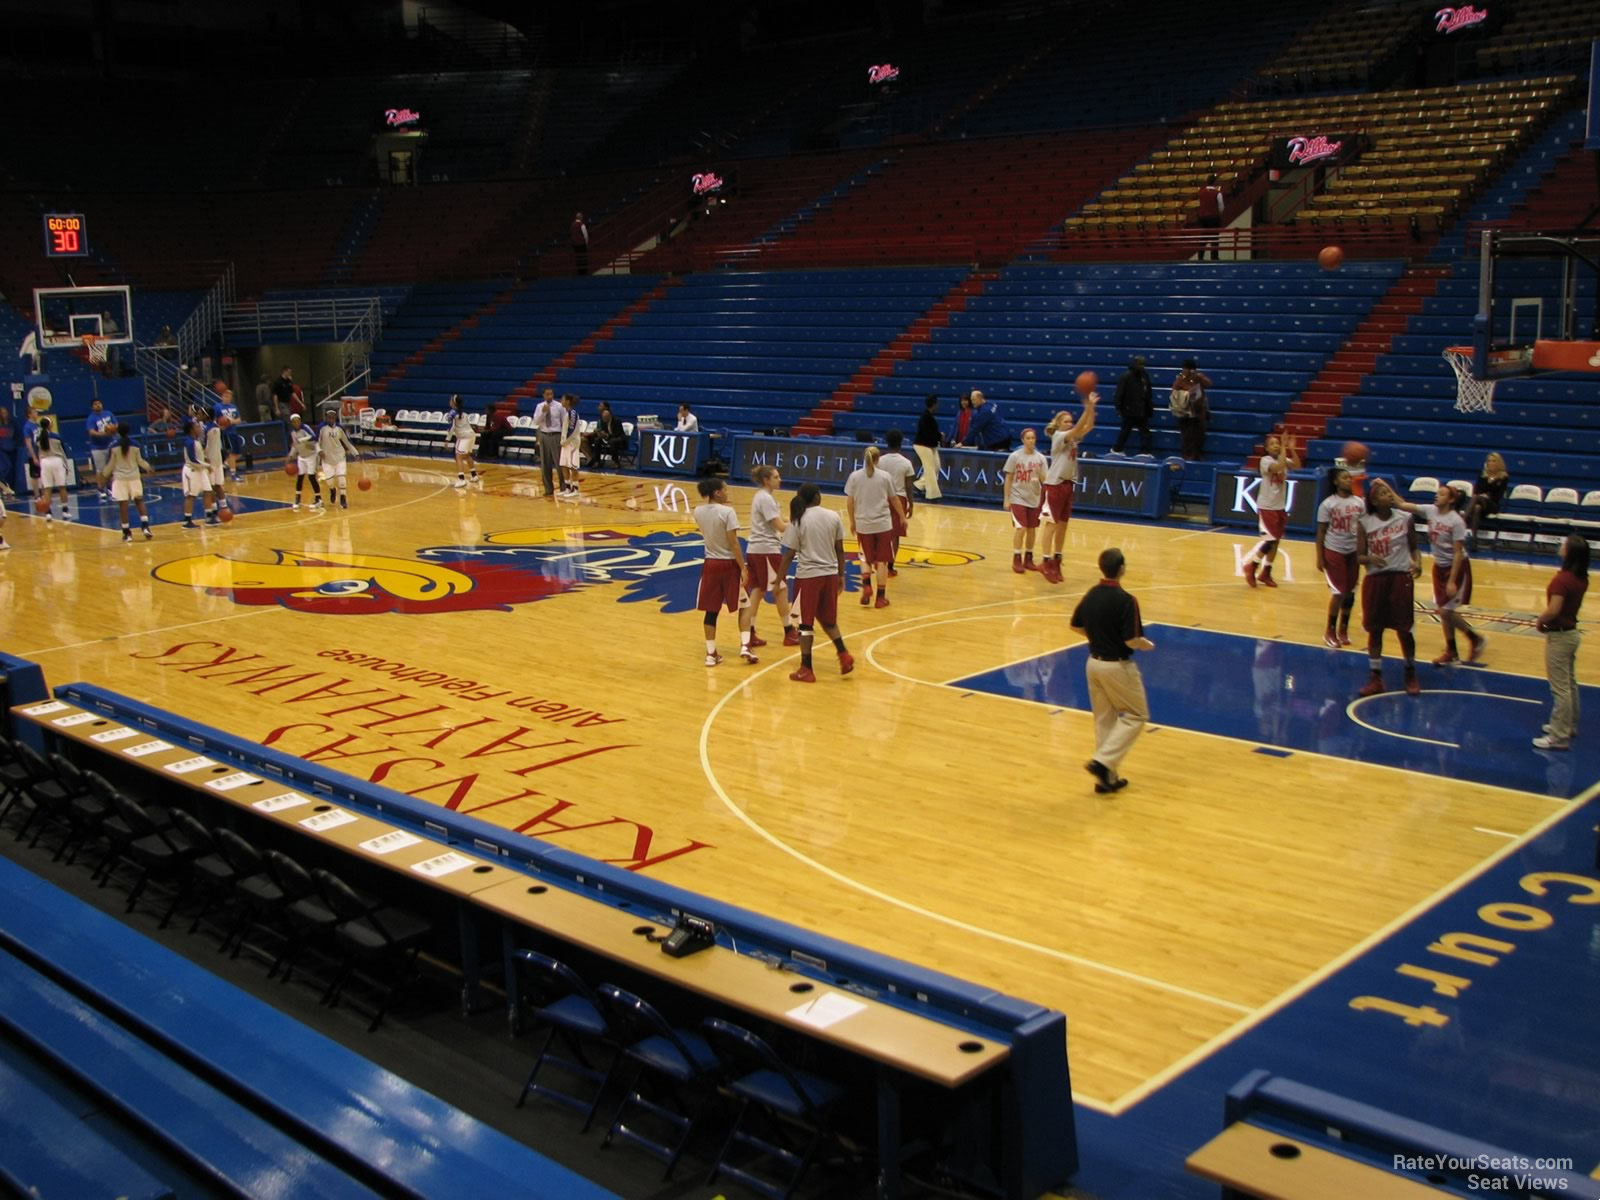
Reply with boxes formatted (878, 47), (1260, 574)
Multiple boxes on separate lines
(1111, 356), (1154, 455)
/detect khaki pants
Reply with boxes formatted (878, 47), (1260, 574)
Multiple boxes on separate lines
(1545, 629), (1580, 741)
(1086, 658), (1148, 777)
(913, 444), (942, 499)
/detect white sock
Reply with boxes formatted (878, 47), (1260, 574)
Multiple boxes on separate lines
(705, 639), (717, 655)
(740, 629), (751, 647)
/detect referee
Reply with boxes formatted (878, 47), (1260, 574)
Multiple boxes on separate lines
(1070, 547), (1156, 794)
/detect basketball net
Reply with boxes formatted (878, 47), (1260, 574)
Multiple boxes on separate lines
(81, 333), (107, 365)
(1443, 347), (1495, 414)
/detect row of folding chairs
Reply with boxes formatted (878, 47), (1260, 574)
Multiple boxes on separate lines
(0, 738), (434, 1033)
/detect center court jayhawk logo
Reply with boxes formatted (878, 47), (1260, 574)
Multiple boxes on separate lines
(153, 524), (982, 615)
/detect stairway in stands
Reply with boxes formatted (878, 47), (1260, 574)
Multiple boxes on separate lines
(513, 278), (679, 397)
(791, 271), (993, 437)
(1248, 265), (1451, 467)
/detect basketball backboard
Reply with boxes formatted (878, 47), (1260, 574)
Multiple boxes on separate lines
(33, 284), (133, 350)
(1468, 231), (1600, 379)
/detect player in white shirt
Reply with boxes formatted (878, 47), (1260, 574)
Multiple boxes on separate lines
(316, 412), (360, 511)
(1002, 428), (1049, 574)
(877, 430), (917, 575)
(98, 424), (154, 542)
(1314, 468), (1365, 647)
(746, 466), (798, 648)
(1244, 432), (1300, 588)
(1391, 482), (1487, 666)
(181, 419), (214, 527)
(778, 484), (854, 683)
(693, 477), (756, 666)
(1039, 391), (1097, 584)
(447, 394), (479, 489)
(844, 446), (904, 609)
(1356, 480), (1422, 697)
(287, 414), (323, 511)
(558, 394), (582, 496)
(34, 417), (71, 521)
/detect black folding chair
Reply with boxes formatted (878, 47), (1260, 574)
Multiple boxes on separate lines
(314, 868), (434, 1032)
(512, 949), (619, 1130)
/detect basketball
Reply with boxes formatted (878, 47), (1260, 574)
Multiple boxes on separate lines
(1341, 440), (1370, 466)
(1318, 245), (1344, 271)
(218, 507), (234, 523)
(34, 496), (49, 514)
(358, 477), (373, 491)
(283, 460), (297, 476)
(1075, 370), (1098, 396)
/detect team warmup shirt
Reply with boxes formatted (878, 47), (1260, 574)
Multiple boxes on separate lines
(695, 501), (739, 560)
(1258, 455), (1288, 511)
(845, 467), (896, 534)
(781, 507), (845, 578)
(448, 411), (474, 441)
(1003, 448), (1048, 507)
(289, 423), (318, 460)
(183, 436), (208, 470)
(1360, 510), (1413, 573)
(203, 423), (224, 472)
(1046, 429), (1080, 484)
(37, 432), (66, 461)
(878, 451), (915, 500)
(1417, 503), (1470, 568)
(1316, 494), (1365, 554)
(106, 445), (150, 481)
(748, 491), (783, 554)
(317, 422), (356, 464)
(88, 410), (118, 447)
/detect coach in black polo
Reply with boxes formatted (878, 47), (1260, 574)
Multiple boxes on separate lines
(1070, 547), (1156, 794)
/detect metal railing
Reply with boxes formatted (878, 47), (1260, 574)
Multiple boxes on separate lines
(178, 263), (236, 368)
(220, 297), (384, 344)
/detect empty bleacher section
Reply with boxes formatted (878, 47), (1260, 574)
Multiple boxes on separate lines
(349, 182), (530, 284)
(531, 66), (680, 173)
(367, 280), (509, 398)
(1252, 4), (1419, 95)
(1469, 0), (1600, 75)
(832, 261), (1406, 467)
(1495, 111), (1599, 230)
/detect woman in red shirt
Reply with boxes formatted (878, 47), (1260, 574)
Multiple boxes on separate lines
(951, 392), (974, 447)
(1533, 535), (1588, 750)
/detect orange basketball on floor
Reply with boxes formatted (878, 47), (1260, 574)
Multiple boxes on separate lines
(218, 507), (234, 523)
(1341, 440), (1370, 466)
(283, 460), (297, 476)
(1318, 245), (1344, 271)
(358, 477), (373, 491)
(1075, 370), (1098, 396)
(34, 495), (49, 514)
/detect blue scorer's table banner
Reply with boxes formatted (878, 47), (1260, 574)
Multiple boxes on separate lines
(1210, 466), (1326, 533)
(728, 436), (1170, 519)
(638, 428), (710, 476)
(138, 421), (290, 469)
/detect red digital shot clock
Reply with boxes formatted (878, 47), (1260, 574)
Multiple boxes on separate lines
(43, 212), (88, 257)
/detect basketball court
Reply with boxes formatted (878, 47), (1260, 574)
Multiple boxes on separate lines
(3, 456), (1593, 1121)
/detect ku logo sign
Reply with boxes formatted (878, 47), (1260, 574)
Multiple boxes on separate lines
(1232, 475), (1298, 515)
(648, 433), (691, 468)
(154, 525), (980, 616)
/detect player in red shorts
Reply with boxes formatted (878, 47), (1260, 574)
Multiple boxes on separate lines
(1356, 480), (1421, 696)
(845, 446), (903, 608)
(1314, 468), (1365, 647)
(1389, 482), (1487, 666)
(1039, 391), (1097, 584)
(877, 429), (917, 575)
(778, 484), (853, 682)
(1003, 428), (1049, 574)
(746, 465), (799, 648)
(693, 477), (756, 667)
(1243, 432), (1299, 587)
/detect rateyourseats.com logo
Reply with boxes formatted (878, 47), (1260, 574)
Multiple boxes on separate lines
(1392, 1154), (1588, 1193)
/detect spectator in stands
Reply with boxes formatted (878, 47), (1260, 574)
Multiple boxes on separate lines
(912, 394), (943, 501)
(1172, 360), (1211, 461)
(0, 406), (14, 496)
(479, 402), (514, 460)
(1468, 452), (1510, 539)
(950, 391), (974, 447)
(533, 387), (565, 497)
(1192, 173), (1225, 260)
(1533, 535), (1588, 751)
(676, 403), (699, 433)
(571, 212), (589, 276)
(961, 389), (1011, 452)
(1111, 356), (1154, 455)
(255, 373), (273, 422)
(585, 401), (627, 466)
(272, 368), (297, 425)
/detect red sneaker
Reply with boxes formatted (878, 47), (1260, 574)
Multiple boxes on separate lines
(859, 588), (873, 606)
(1324, 630), (1340, 648)
(1011, 557), (1025, 575)
(1045, 560), (1063, 584)
(1404, 671), (1421, 696)
(1259, 572), (1277, 589)
(1358, 675), (1385, 697)
(739, 648), (759, 664)
(1337, 631), (1352, 646)
(705, 650), (724, 667)
(1467, 635), (1487, 664)
(1432, 650), (1458, 667)
(838, 652), (855, 675)
(789, 667), (817, 683)
(783, 628), (801, 647)
(747, 633), (768, 648)
(1023, 558), (1040, 572)
(1244, 561), (1258, 588)
(874, 594), (890, 609)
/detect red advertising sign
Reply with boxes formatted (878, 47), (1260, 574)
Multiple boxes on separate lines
(384, 108), (422, 128)
(1434, 6), (1489, 33)
(691, 172), (724, 196)
(868, 64), (900, 84)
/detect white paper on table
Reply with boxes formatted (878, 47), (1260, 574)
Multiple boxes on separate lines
(163, 755), (215, 775)
(205, 771), (261, 793)
(123, 740), (173, 758)
(299, 809), (358, 832)
(786, 991), (868, 1030)
(252, 792), (310, 813)
(22, 701), (69, 716)
(410, 851), (474, 878)
(360, 830), (423, 856)
(89, 727), (139, 744)
(52, 711), (99, 728)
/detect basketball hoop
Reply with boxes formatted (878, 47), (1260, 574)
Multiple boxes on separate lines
(81, 333), (107, 365)
(1443, 346), (1495, 414)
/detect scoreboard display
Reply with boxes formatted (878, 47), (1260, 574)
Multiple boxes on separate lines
(43, 212), (88, 257)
